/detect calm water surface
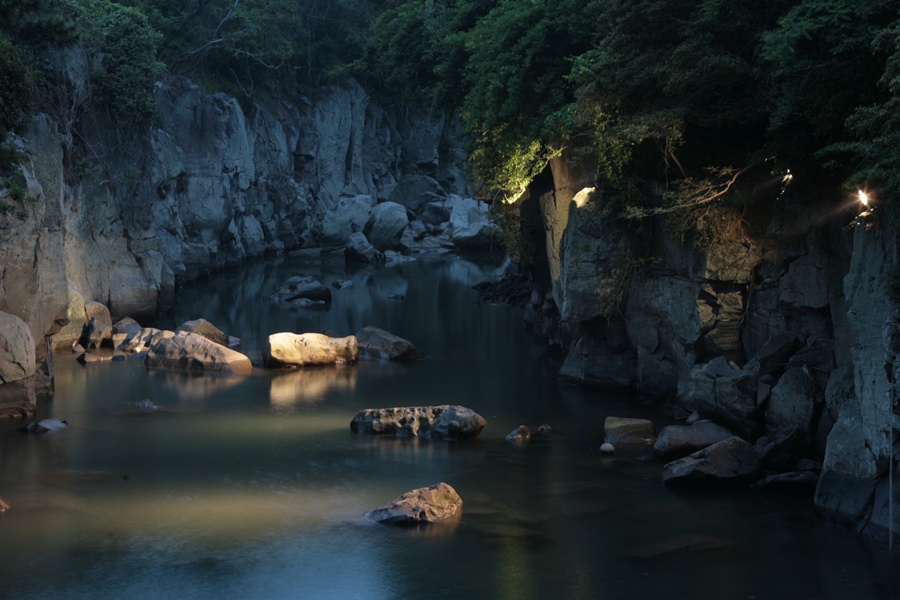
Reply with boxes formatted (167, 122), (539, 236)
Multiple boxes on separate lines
(0, 254), (898, 599)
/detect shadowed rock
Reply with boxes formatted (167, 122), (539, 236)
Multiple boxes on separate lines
(269, 276), (332, 306)
(654, 421), (734, 461)
(366, 482), (463, 525)
(0, 311), (36, 384)
(662, 436), (761, 487)
(176, 318), (238, 347)
(350, 405), (486, 440)
(263, 333), (358, 367)
(355, 326), (424, 361)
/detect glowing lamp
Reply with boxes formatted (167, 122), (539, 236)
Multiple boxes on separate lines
(858, 190), (869, 207)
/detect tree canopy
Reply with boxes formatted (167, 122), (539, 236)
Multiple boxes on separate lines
(1, 0), (898, 216)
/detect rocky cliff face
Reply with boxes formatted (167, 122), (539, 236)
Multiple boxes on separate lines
(522, 160), (899, 542)
(0, 72), (485, 426)
(0, 76), (469, 354)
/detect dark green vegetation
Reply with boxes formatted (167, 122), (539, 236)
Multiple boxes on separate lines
(1, 0), (898, 218)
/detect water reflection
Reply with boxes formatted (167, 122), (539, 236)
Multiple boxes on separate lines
(1, 254), (899, 599)
(269, 366), (357, 407)
(147, 369), (248, 402)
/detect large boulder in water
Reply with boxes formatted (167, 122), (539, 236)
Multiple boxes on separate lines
(366, 482), (463, 525)
(662, 436), (761, 486)
(350, 405), (486, 440)
(145, 331), (253, 374)
(0, 311), (35, 384)
(263, 332), (358, 367)
(355, 326), (424, 361)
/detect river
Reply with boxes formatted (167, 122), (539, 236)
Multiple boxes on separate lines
(0, 253), (897, 599)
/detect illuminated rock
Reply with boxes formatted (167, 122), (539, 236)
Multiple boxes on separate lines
(263, 332), (358, 367)
(145, 331), (252, 374)
(355, 326), (424, 361)
(366, 482), (463, 525)
(118, 327), (168, 354)
(350, 405), (486, 440)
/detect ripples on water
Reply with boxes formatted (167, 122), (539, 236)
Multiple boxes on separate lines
(0, 254), (897, 599)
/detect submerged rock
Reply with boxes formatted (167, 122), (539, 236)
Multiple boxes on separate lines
(366, 482), (463, 525)
(755, 471), (819, 493)
(604, 416), (656, 445)
(350, 405), (486, 440)
(355, 326), (424, 361)
(145, 331), (253, 374)
(20, 418), (70, 434)
(263, 332), (358, 367)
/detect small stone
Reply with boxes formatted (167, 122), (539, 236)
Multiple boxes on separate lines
(600, 442), (616, 454)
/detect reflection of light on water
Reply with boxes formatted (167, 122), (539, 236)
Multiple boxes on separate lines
(150, 370), (246, 401)
(269, 366), (357, 407)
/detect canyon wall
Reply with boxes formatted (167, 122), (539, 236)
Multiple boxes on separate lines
(522, 160), (898, 542)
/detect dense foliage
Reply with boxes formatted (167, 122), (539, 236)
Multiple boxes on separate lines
(1, 0), (898, 218)
(372, 0), (900, 215)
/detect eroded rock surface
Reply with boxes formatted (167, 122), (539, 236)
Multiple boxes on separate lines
(263, 332), (358, 367)
(366, 482), (463, 525)
(350, 405), (486, 440)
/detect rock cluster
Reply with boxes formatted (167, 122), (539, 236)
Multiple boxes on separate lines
(350, 405), (487, 440)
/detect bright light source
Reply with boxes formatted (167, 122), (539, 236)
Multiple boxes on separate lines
(858, 190), (869, 206)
